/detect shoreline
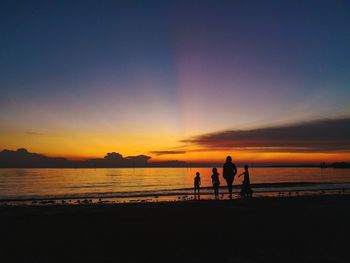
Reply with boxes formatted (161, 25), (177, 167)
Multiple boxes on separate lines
(1, 182), (349, 206)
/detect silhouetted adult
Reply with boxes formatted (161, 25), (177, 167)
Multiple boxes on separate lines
(223, 156), (237, 199)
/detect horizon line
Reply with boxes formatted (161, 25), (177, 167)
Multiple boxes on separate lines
(0, 148), (348, 165)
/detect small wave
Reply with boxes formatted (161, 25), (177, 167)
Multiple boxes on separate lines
(66, 184), (115, 189)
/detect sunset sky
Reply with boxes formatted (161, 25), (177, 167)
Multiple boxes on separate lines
(1, 0), (350, 163)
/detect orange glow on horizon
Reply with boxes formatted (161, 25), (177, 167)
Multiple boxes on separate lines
(1, 130), (349, 164)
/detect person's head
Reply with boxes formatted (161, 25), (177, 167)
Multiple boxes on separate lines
(196, 172), (200, 177)
(212, 167), (218, 174)
(244, 165), (248, 170)
(226, 156), (232, 163)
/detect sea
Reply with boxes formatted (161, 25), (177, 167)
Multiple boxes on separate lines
(1, 167), (350, 204)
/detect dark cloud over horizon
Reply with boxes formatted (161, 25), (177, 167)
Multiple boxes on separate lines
(183, 118), (350, 153)
(149, 150), (186, 156)
(0, 149), (152, 168)
(26, 131), (45, 136)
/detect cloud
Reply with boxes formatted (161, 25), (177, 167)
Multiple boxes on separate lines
(183, 118), (350, 152)
(26, 131), (45, 136)
(150, 150), (186, 156)
(0, 149), (152, 168)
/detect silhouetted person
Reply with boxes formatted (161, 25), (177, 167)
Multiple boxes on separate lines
(238, 165), (253, 198)
(194, 172), (201, 199)
(211, 168), (220, 199)
(223, 156), (237, 199)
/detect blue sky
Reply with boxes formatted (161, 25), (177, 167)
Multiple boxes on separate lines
(0, 0), (350, 161)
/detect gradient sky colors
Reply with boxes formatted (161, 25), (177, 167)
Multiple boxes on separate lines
(1, 0), (350, 163)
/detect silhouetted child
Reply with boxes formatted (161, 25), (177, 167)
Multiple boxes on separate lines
(238, 165), (253, 197)
(211, 168), (220, 199)
(194, 172), (201, 199)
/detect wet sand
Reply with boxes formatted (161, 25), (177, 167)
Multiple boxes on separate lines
(1, 194), (350, 263)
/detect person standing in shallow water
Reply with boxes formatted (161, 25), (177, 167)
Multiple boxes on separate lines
(194, 172), (201, 199)
(239, 165), (253, 198)
(211, 168), (220, 199)
(223, 156), (237, 199)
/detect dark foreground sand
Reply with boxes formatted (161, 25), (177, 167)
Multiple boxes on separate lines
(1, 194), (350, 263)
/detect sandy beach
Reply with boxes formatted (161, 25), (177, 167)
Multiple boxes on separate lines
(1, 194), (350, 263)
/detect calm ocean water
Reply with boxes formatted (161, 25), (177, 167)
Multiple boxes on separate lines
(1, 167), (350, 202)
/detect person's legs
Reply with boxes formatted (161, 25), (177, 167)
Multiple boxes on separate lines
(248, 187), (253, 197)
(225, 179), (230, 197)
(227, 179), (233, 199)
(194, 185), (200, 198)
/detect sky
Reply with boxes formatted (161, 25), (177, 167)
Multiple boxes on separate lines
(1, 0), (350, 163)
